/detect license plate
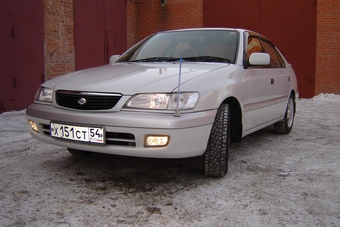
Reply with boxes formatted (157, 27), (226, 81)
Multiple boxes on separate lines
(50, 123), (105, 144)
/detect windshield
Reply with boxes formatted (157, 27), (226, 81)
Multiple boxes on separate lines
(117, 30), (239, 64)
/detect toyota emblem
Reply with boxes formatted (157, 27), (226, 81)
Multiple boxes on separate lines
(78, 97), (87, 105)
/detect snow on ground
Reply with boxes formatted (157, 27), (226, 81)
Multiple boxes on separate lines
(0, 94), (339, 226)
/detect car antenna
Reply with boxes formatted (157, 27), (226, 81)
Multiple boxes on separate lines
(174, 57), (183, 117)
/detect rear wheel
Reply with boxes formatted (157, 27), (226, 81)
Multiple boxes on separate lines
(204, 103), (230, 177)
(273, 94), (295, 134)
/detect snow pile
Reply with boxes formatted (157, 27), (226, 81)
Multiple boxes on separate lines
(312, 93), (340, 101)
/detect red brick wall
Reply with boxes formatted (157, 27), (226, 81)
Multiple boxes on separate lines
(127, 0), (203, 48)
(127, 0), (138, 48)
(44, 0), (75, 80)
(315, 0), (340, 95)
(43, 0), (340, 96)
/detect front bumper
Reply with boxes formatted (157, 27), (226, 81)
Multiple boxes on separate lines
(26, 104), (216, 158)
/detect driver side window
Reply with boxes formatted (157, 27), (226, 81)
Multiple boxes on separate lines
(246, 35), (285, 68)
(246, 36), (264, 60)
(260, 40), (285, 68)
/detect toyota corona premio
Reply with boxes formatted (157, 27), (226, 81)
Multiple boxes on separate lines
(26, 28), (298, 177)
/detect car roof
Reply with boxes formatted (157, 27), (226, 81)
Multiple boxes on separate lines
(157, 27), (263, 37)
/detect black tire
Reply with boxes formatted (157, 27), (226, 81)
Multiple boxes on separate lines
(273, 94), (295, 134)
(67, 148), (91, 156)
(204, 103), (230, 177)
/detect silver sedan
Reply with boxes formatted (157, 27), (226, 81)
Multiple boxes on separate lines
(26, 28), (298, 177)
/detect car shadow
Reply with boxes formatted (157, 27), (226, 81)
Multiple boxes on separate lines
(43, 126), (280, 194)
(48, 151), (207, 194)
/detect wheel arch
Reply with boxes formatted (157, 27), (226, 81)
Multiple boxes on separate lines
(223, 97), (242, 143)
(290, 89), (297, 115)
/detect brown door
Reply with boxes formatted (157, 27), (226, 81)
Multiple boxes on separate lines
(203, 0), (259, 30)
(258, 0), (316, 98)
(203, 0), (316, 98)
(0, 0), (44, 112)
(74, 0), (106, 70)
(104, 0), (127, 61)
(107, 31), (117, 60)
(74, 0), (127, 70)
(0, 14), (16, 104)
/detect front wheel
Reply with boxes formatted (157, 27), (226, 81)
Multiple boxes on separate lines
(204, 103), (230, 177)
(273, 94), (295, 134)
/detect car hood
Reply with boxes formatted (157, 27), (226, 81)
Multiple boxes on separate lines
(50, 62), (229, 94)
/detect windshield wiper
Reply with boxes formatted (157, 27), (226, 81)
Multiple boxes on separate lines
(129, 57), (180, 62)
(182, 56), (231, 63)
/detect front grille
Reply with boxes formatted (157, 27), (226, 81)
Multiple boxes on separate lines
(56, 91), (122, 110)
(106, 132), (136, 146)
(42, 123), (136, 147)
(42, 124), (50, 136)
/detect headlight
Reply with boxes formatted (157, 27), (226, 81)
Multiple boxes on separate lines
(34, 87), (53, 103)
(124, 92), (199, 110)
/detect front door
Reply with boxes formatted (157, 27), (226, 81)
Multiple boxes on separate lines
(244, 69), (277, 132)
(243, 35), (277, 132)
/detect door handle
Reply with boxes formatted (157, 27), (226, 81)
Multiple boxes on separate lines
(270, 78), (275, 84)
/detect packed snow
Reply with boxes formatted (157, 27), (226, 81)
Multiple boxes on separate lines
(0, 94), (339, 226)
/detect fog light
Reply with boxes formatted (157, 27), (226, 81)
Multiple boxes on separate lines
(145, 135), (169, 147)
(29, 120), (39, 132)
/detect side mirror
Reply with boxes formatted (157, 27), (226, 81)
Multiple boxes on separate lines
(109, 55), (120, 64)
(249, 53), (270, 66)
